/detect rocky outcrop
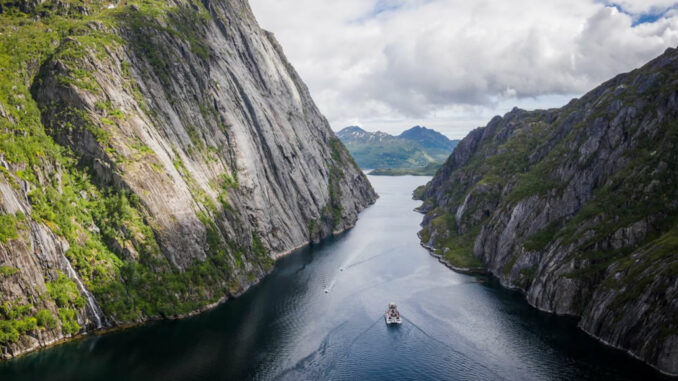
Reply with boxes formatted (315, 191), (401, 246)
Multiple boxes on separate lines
(0, 0), (375, 359)
(417, 47), (678, 375)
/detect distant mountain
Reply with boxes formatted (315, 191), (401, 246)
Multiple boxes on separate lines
(335, 126), (392, 143)
(369, 161), (443, 176)
(398, 126), (457, 151)
(336, 126), (459, 171)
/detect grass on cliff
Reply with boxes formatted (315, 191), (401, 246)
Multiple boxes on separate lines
(555, 117), (678, 285)
(306, 137), (362, 239)
(523, 222), (560, 252)
(0, 300), (59, 344)
(0, 212), (26, 243)
(0, 304), (37, 344)
(425, 213), (484, 269)
(326, 138), (350, 229)
(601, 225), (678, 316)
(0, 0), (271, 344)
(0, 264), (56, 343)
(426, 62), (678, 286)
(47, 273), (86, 335)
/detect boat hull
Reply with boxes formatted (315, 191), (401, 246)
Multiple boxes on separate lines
(385, 314), (402, 325)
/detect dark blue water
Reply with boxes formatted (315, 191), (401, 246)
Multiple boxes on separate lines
(0, 176), (669, 380)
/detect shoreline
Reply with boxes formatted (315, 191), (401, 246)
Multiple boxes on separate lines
(1, 222), (362, 363)
(416, 237), (676, 378)
(417, 235), (488, 275)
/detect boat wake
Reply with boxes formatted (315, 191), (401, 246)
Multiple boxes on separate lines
(345, 252), (388, 270)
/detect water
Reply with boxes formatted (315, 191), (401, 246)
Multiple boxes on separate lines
(0, 176), (669, 380)
(61, 249), (103, 329)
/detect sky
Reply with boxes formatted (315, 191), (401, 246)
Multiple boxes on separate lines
(249, 0), (678, 139)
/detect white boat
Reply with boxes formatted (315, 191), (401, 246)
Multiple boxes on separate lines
(385, 303), (402, 325)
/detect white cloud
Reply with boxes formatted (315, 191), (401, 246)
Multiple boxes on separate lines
(249, 0), (678, 138)
(608, 0), (677, 14)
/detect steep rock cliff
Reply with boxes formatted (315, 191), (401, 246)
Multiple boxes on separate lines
(417, 47), (678, 375)
(0, 0), (375, 358)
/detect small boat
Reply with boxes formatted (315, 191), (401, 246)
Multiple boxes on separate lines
(385, 303), (402, 325)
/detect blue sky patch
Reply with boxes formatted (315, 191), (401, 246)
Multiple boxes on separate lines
(606, 2), (678, 26)
(353, 0), (437, 23)
(370, 0), (405, 18)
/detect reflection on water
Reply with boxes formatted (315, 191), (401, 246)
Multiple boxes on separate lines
(0, 176), (669, 381)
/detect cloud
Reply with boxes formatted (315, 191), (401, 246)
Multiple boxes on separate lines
(607, 0), (678, 14)
(249, 0), (678, 137)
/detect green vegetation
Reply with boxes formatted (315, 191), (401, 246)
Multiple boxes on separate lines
(601, 226), (678, 314)
(0, 212), (27, 243)
(369, 161), (442, 176)
(47, 272), (86, 309)
(553, 118), (678, 290)
(418, 53), (678, 312)
(566, 129), (676, 242)
(57, 308), (80, 335)
(41, 272), (84, 335)
(518, 266), (537, 286)
(185, 124), (205, 151)
(173, 155), (219, 214)
(329, 137), (361, 172)
(252, 233), (274, 270)
(523, 222), (560, 252)
(308, 219), (319, 239)
(423, 213), (484, 269)
(0, 0), (272, 346)
(324, 166), (344, 229)
(118, 0), (212, 87)
(325, 138), (351, 229)
(0, 266), (19, 277)
(35, 309), (58, 330)
(329, 137), (344, 162)
(412, 185), (427, 200)
(216, 173), (238, 210)
(337, 126), (457, 171)
(0, 301), (53, 344)
(501, 255), (519, 277)
(415, 115), (561, 265)
(462, 117), (558, 205)
(0, 214), (19, 243)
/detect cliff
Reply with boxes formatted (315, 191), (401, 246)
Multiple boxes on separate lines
(0, 0), (376, 358)
(416, 47), (678, 375)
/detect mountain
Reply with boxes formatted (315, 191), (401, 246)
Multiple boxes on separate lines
(398, 126), (457, 151)
(416, 47), (678, 375)
(369, 161), (443, 176)
(335, 126), (392, 143)
(337, 126), (459, 171)
(0, 0), (375, 358)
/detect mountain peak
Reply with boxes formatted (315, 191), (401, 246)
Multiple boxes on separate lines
(336, 126), (395, 143)
(338, 126), (366, 134)
(337, 125), (459, 169)
(398, 126), (456, 151)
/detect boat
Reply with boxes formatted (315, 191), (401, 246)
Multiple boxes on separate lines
(385, 303), (402, 325)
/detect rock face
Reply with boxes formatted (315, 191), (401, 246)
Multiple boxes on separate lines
(0, 0), (375, 359)
(417, 47), (678, 375)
